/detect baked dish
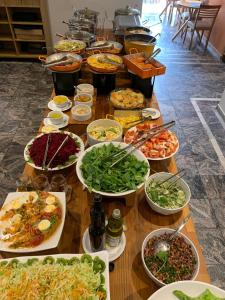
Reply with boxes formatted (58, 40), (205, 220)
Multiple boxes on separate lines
(0, 192), (62, 249)
(110, 88), (144, 109)
(87, 53), (123, 73)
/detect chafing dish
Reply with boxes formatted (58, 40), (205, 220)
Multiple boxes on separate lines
(113, 6), (141, 36)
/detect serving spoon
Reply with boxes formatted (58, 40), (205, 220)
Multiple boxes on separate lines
(154, 215), (191, 255)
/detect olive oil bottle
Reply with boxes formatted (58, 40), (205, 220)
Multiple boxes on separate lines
(106, 209), (123, 247)
(89, 194), (105, 252)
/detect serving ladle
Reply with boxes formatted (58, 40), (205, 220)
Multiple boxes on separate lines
(154, 215), (191, 255)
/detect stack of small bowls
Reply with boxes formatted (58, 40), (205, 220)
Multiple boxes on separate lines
(72, 84), (94, 121)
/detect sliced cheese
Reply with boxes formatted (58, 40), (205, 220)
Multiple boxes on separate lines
(44, 204), (56, 213)
(38, 219), (51, 231)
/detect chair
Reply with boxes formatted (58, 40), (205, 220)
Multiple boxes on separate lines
(159, 0), (179, 23)
(183, 4), (221, 52)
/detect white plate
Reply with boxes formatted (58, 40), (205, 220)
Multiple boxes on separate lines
(44, 113), (69, 129)
(148, 281), (225, 299)
(0, 251), (110, 299)
(142, 108), (160, 120)
(82, 228), (126, 262)
(48, 99), (72, 112)
(24, 131), (85, 171)
(0, 192), (66, 253)
(76, 141), (150, 197)
(124, 127), (179, 161)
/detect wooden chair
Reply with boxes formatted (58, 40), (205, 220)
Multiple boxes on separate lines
(159, 0), (179, 23)
(183, 4), (221, 52)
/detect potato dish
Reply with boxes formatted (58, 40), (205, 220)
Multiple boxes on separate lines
(110, 88), (144, 109)
(88, 126), (121, 142)
(54, 40), (86, 52)
(87, 54), (122, 73)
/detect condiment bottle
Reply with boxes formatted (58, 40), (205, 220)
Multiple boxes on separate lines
(89, 193), (105, 252)
(106, 209), (123, 247)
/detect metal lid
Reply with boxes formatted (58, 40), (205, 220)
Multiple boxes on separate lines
(76, 7), (99, 17)
(115, 5), (140, 16)
(112, 209), (121, 219)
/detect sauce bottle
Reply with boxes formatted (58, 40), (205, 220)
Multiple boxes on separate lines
(89, 193), (105, 252)
(106, 209), (123, 247)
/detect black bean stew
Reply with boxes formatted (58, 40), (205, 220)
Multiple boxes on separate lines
(144, 233), (197, 284)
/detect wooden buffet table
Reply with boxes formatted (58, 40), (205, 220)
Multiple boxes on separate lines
(1, 68), (210, 299)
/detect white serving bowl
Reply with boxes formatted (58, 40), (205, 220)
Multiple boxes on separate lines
(141, 228), (200, 287)
(47, 111), (64, 125)
(144, 172), (191, 215)
(87, 119), (123, 146)
(76, 141), (150, 197)
(74, 93), (93, 107)
(71, 105), (92, 121)
(76, 83), (94, 96)
(52, 95), (70, 108)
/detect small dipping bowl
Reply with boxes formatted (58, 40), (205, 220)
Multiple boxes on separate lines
(71, 105), (92, 121)
(74, 93), (93, 107)
(76, 83), (94, 96)
(53, 95), (70, 108)
(47, 111), (64, 125)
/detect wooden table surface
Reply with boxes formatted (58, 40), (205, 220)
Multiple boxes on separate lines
(1, 67), (210, 299)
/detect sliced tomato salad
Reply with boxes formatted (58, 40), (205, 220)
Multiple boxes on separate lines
(124, 123), (179, 159)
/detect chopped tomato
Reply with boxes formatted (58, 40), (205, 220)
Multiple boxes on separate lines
(30, 234), (44, 247)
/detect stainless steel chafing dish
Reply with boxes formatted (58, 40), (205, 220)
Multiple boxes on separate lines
(113, 6), (141, 36)
(57, 30), (95, 46)
(74, 7), (99, 24)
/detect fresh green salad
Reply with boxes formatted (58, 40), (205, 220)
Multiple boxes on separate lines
(173, 289), (225, 300)
(80, 143), (149, 193)
(146, 179), (186, 209)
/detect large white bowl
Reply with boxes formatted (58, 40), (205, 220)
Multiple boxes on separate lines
(87, 119), (123, 146)
(141, 228), (200, 287)
(76, 141), (150, 197)
(144, 172), (191, 215)
(148, 281), (225, 299)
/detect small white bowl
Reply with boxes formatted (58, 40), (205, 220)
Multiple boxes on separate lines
(47, 111), (64, 125)
(71, 105), (92, 121)
(76, 83), (94, 96)
(74, 93), (93, 107)
(141, 228), (200, 287)
(87, 119), (123, 146)
(145, 172), (191, 215)
(52, 95), (70, 108)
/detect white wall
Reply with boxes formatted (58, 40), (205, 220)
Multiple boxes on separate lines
(47, 0), (142, 47)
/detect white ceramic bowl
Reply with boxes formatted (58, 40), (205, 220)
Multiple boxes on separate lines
(76, 83), (94, 96)
(52, 95), (70, 108)
(71, 105), (92, 121)
(76, 141), (150, 197)
(47, 111), (64, 125)
(87, 119), (123, 146)
(148, 281), (225, 300)
(144, 172), (191, 215)
(74, 93), (93, 107)
(141, 228), (200, 287)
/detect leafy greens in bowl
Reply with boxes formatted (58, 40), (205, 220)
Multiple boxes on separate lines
(76, 142), (150, 196)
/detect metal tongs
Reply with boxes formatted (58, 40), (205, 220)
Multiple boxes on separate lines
(44, 57), (75, 68)
(108, 120), (175, 167)
(86, 42), (114, 51)
(98, 54), (122, 67)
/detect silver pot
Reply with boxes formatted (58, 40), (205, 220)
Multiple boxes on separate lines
(115, 5), (140, 17)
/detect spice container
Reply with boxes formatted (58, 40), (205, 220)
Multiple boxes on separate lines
(89, 194), (105, 251)
(106, 209), (123, 247)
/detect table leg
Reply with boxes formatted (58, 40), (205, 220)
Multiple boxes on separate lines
(172, 18), (189, 41)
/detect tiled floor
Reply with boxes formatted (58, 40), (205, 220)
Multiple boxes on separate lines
(0, 14), (225, 288)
